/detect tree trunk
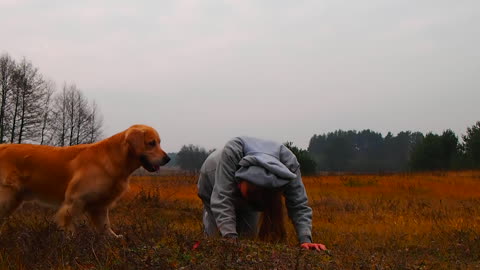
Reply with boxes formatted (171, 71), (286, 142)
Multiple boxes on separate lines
(9, 90), (20, 143)
(17, 79), (27, 144)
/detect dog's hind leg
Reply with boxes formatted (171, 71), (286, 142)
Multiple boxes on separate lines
(86, 206), (122, 238)
(0, 185), (23, 228)
(55, 199), (85, 235)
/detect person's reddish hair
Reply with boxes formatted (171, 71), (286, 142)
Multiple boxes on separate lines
(239, 181), (286, 242)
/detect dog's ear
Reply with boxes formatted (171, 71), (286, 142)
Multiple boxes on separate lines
(125, 127), (145, 155)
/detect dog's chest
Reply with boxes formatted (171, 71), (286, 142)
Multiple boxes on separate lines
(89, 179), (129, 207)
(107, 180), (129, 202)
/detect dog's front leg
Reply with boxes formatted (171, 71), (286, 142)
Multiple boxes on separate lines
(87, 207), (123, 239)
(55, 200), (85, 236)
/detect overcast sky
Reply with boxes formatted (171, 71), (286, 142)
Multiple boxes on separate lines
(1, 0), (479, 151)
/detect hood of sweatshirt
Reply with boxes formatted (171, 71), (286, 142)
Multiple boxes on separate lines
(234, 136), (299, 188)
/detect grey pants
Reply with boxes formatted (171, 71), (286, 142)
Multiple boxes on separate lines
(202, 205), (260, 238)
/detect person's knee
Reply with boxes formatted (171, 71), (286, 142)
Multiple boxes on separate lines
(203, 208), (218, 236)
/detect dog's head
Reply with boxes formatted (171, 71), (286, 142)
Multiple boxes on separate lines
(125, 125), (170, 172)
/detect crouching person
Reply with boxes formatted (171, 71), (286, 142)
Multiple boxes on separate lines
(197, 136), (326, 251)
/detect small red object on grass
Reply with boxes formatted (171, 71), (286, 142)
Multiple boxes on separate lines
(192, 241), (201, 250)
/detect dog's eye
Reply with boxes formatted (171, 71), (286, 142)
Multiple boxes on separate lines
(148, 140), (156, 147)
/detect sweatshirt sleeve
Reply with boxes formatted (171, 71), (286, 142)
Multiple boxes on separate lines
(210, 138), (244, 237)
(197, 171), (212, 205)
(283, 169), (313, 243)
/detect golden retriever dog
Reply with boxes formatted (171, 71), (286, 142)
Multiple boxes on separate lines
(0, 124), (170, 238)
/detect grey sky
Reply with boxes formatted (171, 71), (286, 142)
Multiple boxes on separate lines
(1, 0), (479, 152)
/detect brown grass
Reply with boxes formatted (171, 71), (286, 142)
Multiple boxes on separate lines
(1, 171), (480, 269)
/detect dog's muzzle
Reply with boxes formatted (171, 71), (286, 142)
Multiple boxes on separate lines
(160, 155), (171, 166)
(140, 155), (170, 172)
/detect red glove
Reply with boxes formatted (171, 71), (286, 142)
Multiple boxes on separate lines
(300, 242), (327, 251)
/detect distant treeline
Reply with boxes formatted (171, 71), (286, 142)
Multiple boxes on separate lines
(0, 53), (103, 145)
(171, 121), (480, 174)
(308, 124), (479, 172)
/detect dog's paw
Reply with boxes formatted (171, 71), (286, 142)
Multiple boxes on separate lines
(106, 230), (124, 239)
(60, 230), (75, 240)
(58, 226), (76, 239)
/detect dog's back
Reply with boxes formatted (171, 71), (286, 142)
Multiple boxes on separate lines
(0, 143), (89, 204)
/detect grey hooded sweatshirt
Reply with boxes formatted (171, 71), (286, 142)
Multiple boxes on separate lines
(197, 137), (313, 243)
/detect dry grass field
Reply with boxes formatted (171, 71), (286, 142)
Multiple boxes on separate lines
(1, 171), (480, 269)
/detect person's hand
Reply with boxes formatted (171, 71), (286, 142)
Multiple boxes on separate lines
(300, 242), (327, 251)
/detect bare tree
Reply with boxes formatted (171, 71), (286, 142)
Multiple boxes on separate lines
(0, 53), (15, 143)
(8, 68), (22, 143)
(50, 84), (103, 146)
(13, 58), (46, 143)
(39, 80), (55, 145)
(87, 101), (103, 143)
(51, 84), (71, 146)
(1, 54), (104, 146)
(67, 85), (77, 146)
(71, 87), (90, 145)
